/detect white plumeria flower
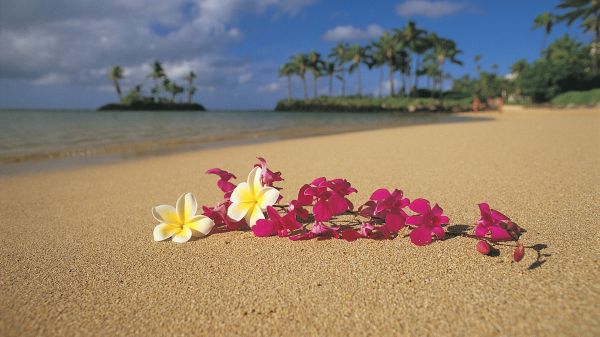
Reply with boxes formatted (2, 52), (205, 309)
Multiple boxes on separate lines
(227, 166), (280, 227)
(152, 192), (215, 243)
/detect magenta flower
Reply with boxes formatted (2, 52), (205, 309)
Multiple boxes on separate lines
(290, 222), (339, 241)
(474, 203), (515, 241)
(202, 202), (245, 231)
(255, 157), (284, 187)
(406, 199), (448, 246)
(206, 168), (237, 199)
(513, 243), (525, 262)
(359, 188), (409, 236)
(476, 240), (492, 255)
(253, 206), (301, 237)
(295, 177), (357, 222)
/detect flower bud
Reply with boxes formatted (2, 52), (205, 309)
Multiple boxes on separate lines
(476, 240), (492, 255)
(513, 243), (525, 262)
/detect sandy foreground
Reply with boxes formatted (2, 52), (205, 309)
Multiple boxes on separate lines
(0, 107), (599, 336)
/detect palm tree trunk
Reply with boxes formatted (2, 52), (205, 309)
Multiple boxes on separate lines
(287, 76), (292, 100)
(113, 79), (122, 102)
(356, 63), (361, 96)
(301, 75), (308, 99)
(378, 66), (383, 98)
(328, 75), (333, 96)
(388, 62), (394, 97)
(313, 74), (318, 98)
(414, 56), (420, 94)
(341, 73), (345, 96)
(594, 27), (600, 75)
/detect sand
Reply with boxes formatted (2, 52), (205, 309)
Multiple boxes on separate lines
(0, 107), (599, 336)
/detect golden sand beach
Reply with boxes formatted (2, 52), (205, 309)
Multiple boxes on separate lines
(0, 107), (599, 336)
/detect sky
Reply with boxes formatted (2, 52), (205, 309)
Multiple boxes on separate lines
(0, 0), (591, 110)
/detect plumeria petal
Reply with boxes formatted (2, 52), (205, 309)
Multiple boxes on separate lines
(172, 226), (193, 243)
(247, 166), (263, 194)
(256, 187), (280, 210)
(153, 223), (180, 241)
(186, 215), (215, 236)
(227, 202), (253, 222)
(176, 192), (197, 223)
(152, 205), (181, 225)
(246, 204), (265, 227)
(230, 182), (253, 203)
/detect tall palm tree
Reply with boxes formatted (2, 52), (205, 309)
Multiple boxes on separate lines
(510, 58), (528, 96)
(395, 21), (426, 96)
(108, 65), (124, 102)
(428, 34), (462, 97)
(292, 53), (309, 99)
(329, 42), (349, 96)
(148, 60), (166, 102)
(532, 12), (556, 52)
(346, 44), (368, 96)
(372, 32), (401, 96)
(555, 0), (600, 73)
(184, 71), (197, 104)
(307, 51), (324, 98)
(323, 62), (336, 96)
(278, 62), (296, 100)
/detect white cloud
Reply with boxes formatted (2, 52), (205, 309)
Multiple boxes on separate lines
(257, 81), (281, 93)
(395, 0), (473, 18)
(0, 0), (315, 90)
(238, 72), (253, 84)
(322, 24), (384, 41)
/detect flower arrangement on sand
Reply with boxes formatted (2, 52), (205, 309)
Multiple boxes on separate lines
(152, 157), (529, 262)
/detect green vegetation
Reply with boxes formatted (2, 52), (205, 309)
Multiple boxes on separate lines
(275, 96), (472, 113)
(101, 60), (205, 111)
(276, 1), (599, 111)
(550, 88), (600, 105)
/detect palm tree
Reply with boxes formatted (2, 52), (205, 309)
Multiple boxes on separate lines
(184, 71), (197, 104)
(323, 62), (336, 96)
(329, 42), (349, 96)
(278, 62), (296, 100)
(395, 21), (426, 96)
(510, 59), (528, 96)
(474, 55), (482, 75)
(108, 65), (124, 102)
(292, 53), (309, 99)
(346, 44), (368, 96)
(555, 0), (600, 73)
(307, 51), (324, 98)
(532, 12), (556, 52)
(428, 34), (462, 97)
(372, 32), (401, 96)
(148, 60), (166, 102)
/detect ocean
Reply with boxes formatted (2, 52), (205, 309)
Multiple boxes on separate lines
(0, 109), (484, 173)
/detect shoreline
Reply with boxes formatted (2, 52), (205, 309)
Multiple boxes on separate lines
(0, 112), (490, 175)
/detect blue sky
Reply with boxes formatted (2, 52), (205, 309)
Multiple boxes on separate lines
(0, 0), (590, 110)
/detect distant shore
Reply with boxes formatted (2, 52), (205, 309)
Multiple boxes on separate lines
(98, 102), (206, 111)
(274, 96), (474, 112)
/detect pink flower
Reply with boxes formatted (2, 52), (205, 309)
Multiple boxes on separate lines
(289, 222), (339, 241)
(513, 243), (525, 262)
(202, 202), (245, 231)
(406, 199), (448, 246)
(206, 168), (237, 199)
(474, 203), (516, 241)
(252, 206), (301, 237)
(359, 188), (409, 236)
(476, 240), (492, 255)
(255, 157), (284, 187)
(295, 177), (357, 222)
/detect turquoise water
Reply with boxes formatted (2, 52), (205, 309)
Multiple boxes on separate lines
(0, 109), (482, 167)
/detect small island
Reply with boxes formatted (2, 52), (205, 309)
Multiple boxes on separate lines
(99, 61), (206, 111)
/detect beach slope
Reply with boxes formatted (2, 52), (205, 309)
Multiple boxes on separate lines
(0, 108), (598, 336)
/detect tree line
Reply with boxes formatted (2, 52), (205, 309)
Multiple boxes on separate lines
(278, 21), (463, 100)
(108, 61), (198, 105)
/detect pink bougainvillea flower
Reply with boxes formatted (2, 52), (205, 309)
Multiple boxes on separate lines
(474, 203), (517, 241)
(202, 202), (245, 231)
(476, 240), (492, 255)
(206, 168), (237, 199)
(359, 188), (409, 237)
(253, 206), (302, 237)
(405, 198), (448, 246)
(289, 222), (339, 241)
(293, 177), (357, 222)
(513, 243), (525, 262)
